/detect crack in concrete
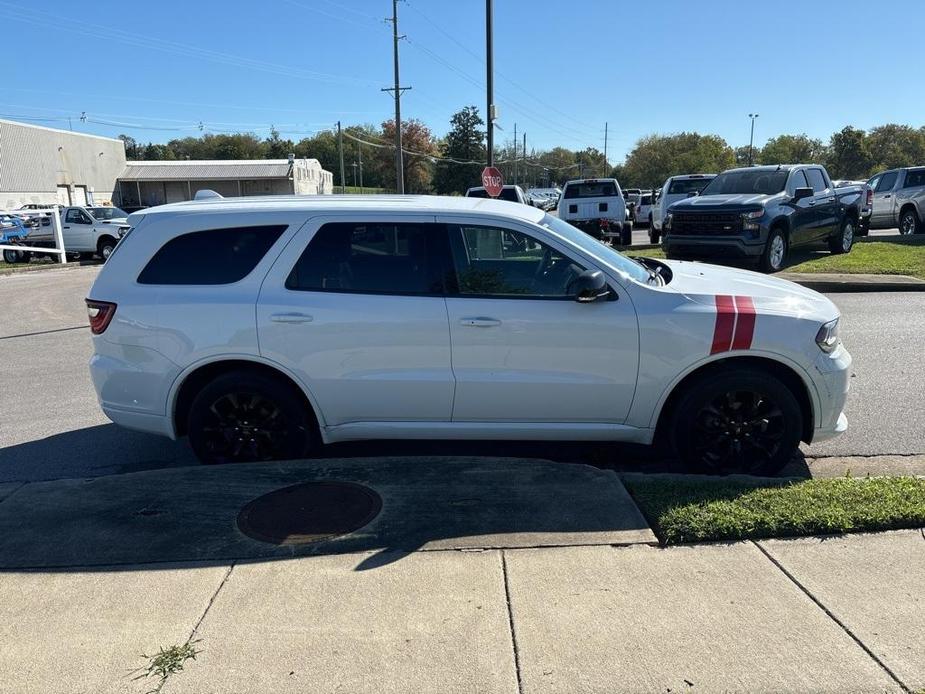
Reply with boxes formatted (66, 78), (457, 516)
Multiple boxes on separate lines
(500, 550), (524, 694)
(188, 562), (235, 641)
(752, 541), (911, 693)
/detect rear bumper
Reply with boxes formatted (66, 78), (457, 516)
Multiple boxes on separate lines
(567, 219), (626, 238)
(663, 234), (765, 259)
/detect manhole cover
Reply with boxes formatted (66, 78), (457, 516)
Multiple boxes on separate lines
(236, 481), (382, 546)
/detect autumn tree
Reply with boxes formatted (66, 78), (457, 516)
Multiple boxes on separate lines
(381, 118), (438, 193)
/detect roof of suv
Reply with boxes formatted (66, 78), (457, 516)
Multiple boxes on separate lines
(129, 194), (545, 224)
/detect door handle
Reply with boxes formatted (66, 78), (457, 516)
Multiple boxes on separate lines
(884, 194), (891, 199)
(460, 317), (501, 327)
(63, 225), (70, 229)
(823, 197), (835, 203)
(270, 312), (313, 324)
(807, 200), (816, 206)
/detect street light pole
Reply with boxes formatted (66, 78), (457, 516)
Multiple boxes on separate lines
(486, 0), (494, 167)
(748, 113), (759, 166)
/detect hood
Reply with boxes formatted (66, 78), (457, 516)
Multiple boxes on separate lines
(670, 193), (779, 210)
(662, 259), (838, 320)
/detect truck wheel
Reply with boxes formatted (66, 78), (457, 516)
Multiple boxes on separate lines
(2, 248), (22, 264)
(97, 236), (117, 261)
(899, 208), (920, 235)
(621, 225), (632, 247)
(668, 366), (802, 476)
(649, 228), (660, 244)
(828, 218), (855, 255)
(759, 228), (787, 273)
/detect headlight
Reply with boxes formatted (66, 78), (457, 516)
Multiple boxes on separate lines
(742, 209), (764, 232)
(815, 318), (840, 353)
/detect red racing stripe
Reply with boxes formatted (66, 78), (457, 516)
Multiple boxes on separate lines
(731, 295), (756, 350)
(710, 294), (736, 354)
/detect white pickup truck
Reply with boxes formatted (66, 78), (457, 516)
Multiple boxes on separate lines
(4, 206), (131, 263)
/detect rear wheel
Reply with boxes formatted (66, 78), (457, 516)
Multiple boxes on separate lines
(669, 368), (802, 476)
(188, 371), (316, 465)
(828, 217), (855, 255)
(899, 208), (920, 235)
(2, 248), (23, 264)
(649, 227), (660, 244)
(759, 228), (787, 273)
(620, 224), (632, 247)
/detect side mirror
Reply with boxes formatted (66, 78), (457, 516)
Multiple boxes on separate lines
(793, 186), (814, 201)
(573, 269), (610, 303)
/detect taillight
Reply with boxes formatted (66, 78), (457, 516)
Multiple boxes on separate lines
(86, 299), (117, 335)
(866, 189), (873, 205)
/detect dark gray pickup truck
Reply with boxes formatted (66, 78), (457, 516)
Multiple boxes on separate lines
(662, 164), (866, 272)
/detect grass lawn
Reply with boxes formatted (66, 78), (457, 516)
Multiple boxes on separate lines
(785, 236), (925, 279)
(623, 246), (665, 258)
(623, 475), (925, 545)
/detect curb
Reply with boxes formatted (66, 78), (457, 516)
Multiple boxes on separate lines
(778, 273), (925, 293)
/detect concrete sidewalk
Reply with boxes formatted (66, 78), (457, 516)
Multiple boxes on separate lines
(0, 459), (922, 693)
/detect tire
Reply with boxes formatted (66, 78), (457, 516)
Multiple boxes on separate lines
(2, 248), (23, 264)
(828, 217), (855, 255)
(759, 227), (787, 273)
(899, 208), (920, 235)
(97, 236), (117, 261)
(668, 367), (803, 476)
(621, 225), (632, 247)
(187, 371), (316, 465)
(649, 228), (660, 244)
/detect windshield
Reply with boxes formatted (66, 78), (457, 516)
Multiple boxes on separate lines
(668, 178), (713, 195)
(539, 214), (650, 284)
(563, 181), (618, 199)
(701, 170), (788, 196)
(88, 207), (128, 220)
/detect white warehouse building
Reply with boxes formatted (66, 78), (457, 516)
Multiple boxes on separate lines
(117, 158), (333, 210)
(0, 118), (127, 209)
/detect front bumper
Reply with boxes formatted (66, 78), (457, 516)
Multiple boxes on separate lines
(808, 342), (852, 444)
(663, 233), (765, 259)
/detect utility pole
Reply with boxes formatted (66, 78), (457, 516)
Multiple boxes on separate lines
(603, 122), (608, 174)
(512, 122), (517, 185)
(351, 162), (358, 188)
(522, 131), (526, 172)
(382, 0), (410, 193)
(486, 0), (495, 167)
(337, 121), (346, 194)
(358, 140), (364, 193)
(748, 113), (759, 166)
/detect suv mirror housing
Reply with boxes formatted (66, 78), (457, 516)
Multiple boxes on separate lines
(793, 186), (814, 201)
(573, 270), (610, 303)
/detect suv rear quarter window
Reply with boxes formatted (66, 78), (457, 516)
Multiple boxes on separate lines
(137, 225), (286, 285)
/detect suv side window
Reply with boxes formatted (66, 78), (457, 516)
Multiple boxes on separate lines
(903, 170), (925, 188)
(877, 171), (898, 192)
(286, 222), (447, 295)
(447, 225), (586, 299)
(138, 225), (287, 285)
(805, 168), (828, 193)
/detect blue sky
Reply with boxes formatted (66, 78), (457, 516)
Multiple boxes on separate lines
(4, 0), (923, 162)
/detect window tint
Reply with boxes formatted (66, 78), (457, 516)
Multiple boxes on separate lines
(65, 209), (90, 224)
(805, 168), (828, 193)
(138, 225), (286, 285)
(789, 169), (809, 193)
(563, 181), (619, 199)
(448, 225), (586, 298)
(667, 178), (712, 194)
(877, 171), (898, 192)
(286, 222), (446, 295)
(867, 175), (881, 191)
(903, 170), (925, 188)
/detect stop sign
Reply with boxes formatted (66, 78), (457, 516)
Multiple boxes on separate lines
(481, 166), (504, 197)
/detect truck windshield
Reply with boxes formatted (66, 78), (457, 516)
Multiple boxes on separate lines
(88, 207), (128, 220)
(668, 178), (712, 195)
(563, 182), (619, 198)
(701, 170), (788, 196)
(539, 214), (650, 284)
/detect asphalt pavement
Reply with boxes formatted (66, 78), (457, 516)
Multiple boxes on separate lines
(0, 261), (921, 484)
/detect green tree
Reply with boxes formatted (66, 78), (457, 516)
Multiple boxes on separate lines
(827, 126), (872, 179)
(622, 133), (734, 188)
(866, 124), (925, 172)
(142, 142), (176, 160)
(265, 127), (295, 159)
(118, 134), (139, 159)
(432, 106), (485, 195)
(757, 134), (826, 165)
(733, 145), (753, 167)
(294, 130), (341, 186)
(576, 147), (608, 178)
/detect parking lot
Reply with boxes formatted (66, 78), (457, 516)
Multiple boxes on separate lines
(2, 262), (922, 486)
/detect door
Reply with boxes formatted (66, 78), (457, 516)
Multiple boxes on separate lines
(257, 216), (455, 426)
(72, 185), (88, 207)
(441, 219), (639, 423)
(787, 169), (816, 246)
(62, 207), (94, 251)
(870, 171), (898, 227)
(56, 185), (71, 206)
(804, 167), (838, 240)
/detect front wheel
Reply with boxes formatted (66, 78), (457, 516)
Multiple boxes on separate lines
(759, 228), (787, 273)
(899, 209), (920, 235)
(2, 248), (23, 264)
(669, 368), (802, 476)
(829, 218), (855, 255)
(188, 371), (316, 465)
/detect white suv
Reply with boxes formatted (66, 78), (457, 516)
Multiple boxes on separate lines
(87, 195), (850, 475)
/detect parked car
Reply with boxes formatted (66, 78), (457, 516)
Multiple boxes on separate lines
(663, 165), (866, 272)
(86, 194), (850, 475)
(557, 178), (630, 245)
(635, 193), (655, 228)
(2, 205), (131, 263)
(650, 174), (716, 243)
(466, 185), (532, 206)
(623, 188), (642, 222)
(866, 167), (925, 234)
